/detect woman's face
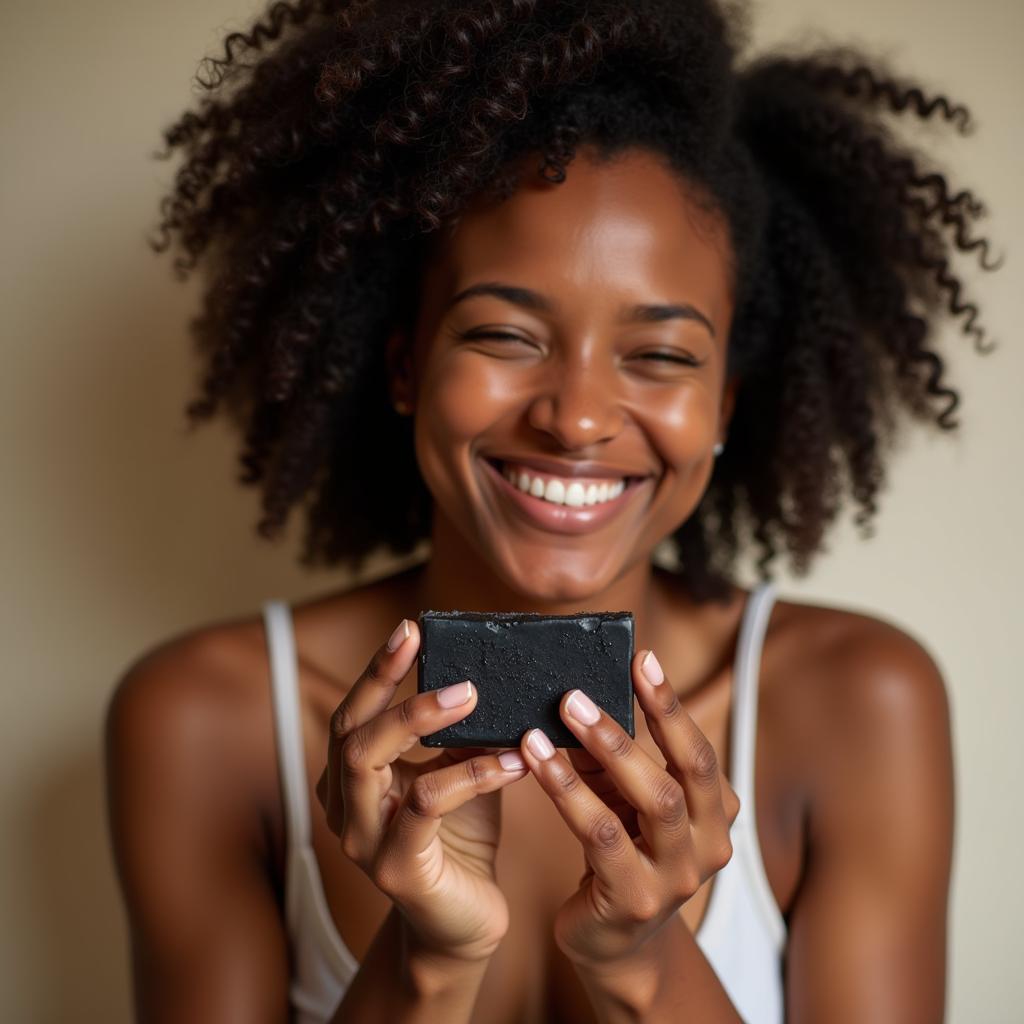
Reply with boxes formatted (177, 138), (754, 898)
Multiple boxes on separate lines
(394, 146), (737, 603)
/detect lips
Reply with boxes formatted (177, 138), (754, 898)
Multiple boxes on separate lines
(479, 455), (648, 536)
(485, 453), (649, 481)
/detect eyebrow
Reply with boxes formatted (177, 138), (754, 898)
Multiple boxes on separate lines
(447, 281), (716, 339)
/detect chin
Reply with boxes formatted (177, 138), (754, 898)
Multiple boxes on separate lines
(498, 556), (618, 607)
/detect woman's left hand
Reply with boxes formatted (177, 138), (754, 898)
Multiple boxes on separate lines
(517, 648), (741, 969)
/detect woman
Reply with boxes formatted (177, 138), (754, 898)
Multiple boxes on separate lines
(105, 0), (996, 1020)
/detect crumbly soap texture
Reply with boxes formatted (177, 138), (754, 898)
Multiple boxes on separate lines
(417, 611), (635, 748)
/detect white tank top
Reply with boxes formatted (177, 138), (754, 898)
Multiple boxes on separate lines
(262, 580), (786, 1023)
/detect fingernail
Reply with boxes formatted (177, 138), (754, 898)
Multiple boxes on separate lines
(641, 650), (665, 686)
(498, 750), (526, 772)
(436, 680), (473, 708)
(526, 728), (555, 761)
(386, 619), (410, 652)
(565, 689), (600, 725)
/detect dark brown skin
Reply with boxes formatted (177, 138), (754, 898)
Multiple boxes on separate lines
(105, 147), (955, 1022)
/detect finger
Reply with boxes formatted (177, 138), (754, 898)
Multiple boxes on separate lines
(566, 744), (641, 837)
(722, 776), (741, 826)
(633, 649), (732, 828)
(325, 619), (419, 833)
(332, 619), (420, 741)
(519, 727), (641, 887)
(377, 750), (529, 889)
(416, 745), (494, 774)
(338, 681), (481, 858)
(559, 689), (692, 863)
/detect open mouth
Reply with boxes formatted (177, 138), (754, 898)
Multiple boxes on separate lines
(486, 457), (642, 507)
(480, 456), (649, 535)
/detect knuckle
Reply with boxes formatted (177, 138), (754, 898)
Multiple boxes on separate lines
(678, 865), (702, 901)
(624, 895), (661, 926)
(659, 688), (684, 722)
(713, 837), (734, 871)
(602, 726), (633, 761)
(465, 756), (490, 789)
(553, 766), (585, 798)
(689, 737), (719, 784)
(369, 854), (397, 894)
(587, 814), (625, 854)
(330, 704), (353, 742)
(407, 776), (441, 819)
(728, 790), (742, 823)
(341, 732), (369, 773)
(364, 650), (388, 683)
(651, 777), (688, 824)
(398, 696), (419, 731)
(340, 831), (363, 864)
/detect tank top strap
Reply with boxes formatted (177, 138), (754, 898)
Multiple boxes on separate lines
(730, 580), (779, 814)
(262, 599), (313, 853)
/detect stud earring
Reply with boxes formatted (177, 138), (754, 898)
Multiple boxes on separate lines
(713, 441), (725, 457)
(393, 399), (414, 416)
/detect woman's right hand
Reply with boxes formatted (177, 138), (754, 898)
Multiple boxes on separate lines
(315, 618), (529, 964)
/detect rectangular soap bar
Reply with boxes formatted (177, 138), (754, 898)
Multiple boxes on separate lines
(418, 610), (634, 748)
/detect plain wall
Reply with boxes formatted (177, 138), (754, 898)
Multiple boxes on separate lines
(2, 1), (1020, 1019)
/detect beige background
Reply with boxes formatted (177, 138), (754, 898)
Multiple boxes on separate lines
(2, 0), (1020, 1020)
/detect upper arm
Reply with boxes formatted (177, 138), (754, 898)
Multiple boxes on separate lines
(785, 621), (955, 1024)
(104, 634), (290, 1023)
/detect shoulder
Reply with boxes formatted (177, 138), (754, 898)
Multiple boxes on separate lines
(767, 594), (953, 834)
(770, 594), (950, 710)
(104, 567), (416, 815)
(762, 596), (954, 1018)
(104, 618), (299, 1015)
(104, 613), (282, 840)
(107, 615), (271, 754)
(776, 595), (950, 739)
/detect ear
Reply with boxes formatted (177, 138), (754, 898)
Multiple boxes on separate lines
(385, 328), (415, 411)
(719, 373), (739, 439)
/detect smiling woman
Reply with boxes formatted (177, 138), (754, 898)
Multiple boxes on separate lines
(104, 0), (994, 1022)
(397, 148), (738, 596)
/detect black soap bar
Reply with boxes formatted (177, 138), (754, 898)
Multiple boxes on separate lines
(417, 611), (634, 748)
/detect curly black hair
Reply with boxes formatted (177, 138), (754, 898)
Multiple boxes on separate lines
(151, 0), (1000, 604)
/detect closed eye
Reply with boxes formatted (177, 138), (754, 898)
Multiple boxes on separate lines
(635, 351), (703, 366)
(454, 331), (704, 368)
(458, 331), (527, 343)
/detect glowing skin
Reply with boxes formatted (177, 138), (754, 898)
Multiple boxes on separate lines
(388, 145), (738, 614)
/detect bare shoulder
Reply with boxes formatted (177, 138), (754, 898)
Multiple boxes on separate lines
(761, 599), (954, 1018)
(104, 613), (286, 838)
(772, 594), (950, 725)
(105, 566), (418, 804)
(765, 593), (953, 822)
(104, 613), (319, 1019)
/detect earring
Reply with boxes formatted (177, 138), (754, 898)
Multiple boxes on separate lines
(393, 399), (414, 416)
(713, 441), (724, 457)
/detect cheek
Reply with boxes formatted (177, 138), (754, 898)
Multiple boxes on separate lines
(420, 356), (517, 446)
(641, 384), (720, 466)
(413, 355), (522, 501)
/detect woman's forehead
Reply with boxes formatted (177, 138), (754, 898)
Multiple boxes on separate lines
(417, 148), (734, 327)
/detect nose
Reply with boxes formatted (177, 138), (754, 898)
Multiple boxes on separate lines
(526, 356), (625, 449)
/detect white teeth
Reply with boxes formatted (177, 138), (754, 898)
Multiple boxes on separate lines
(544, 478), (566, 504)
(499, 461), (629, 509)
